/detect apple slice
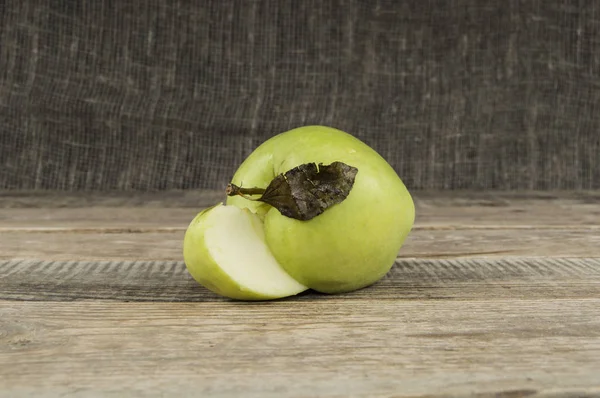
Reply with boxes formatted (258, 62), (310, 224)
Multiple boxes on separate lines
(183, 203), (308, 300)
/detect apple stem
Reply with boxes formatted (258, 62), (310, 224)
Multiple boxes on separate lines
(226, 184), (266, 200)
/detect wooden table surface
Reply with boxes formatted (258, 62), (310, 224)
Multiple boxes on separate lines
(1, 191), (599, 397)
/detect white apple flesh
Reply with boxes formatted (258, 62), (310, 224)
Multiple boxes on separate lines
(183, 204), (308, 300)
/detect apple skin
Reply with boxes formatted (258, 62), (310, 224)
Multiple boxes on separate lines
(226, 125), (415, 294)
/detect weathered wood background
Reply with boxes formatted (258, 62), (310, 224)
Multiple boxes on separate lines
(1, 191), (599, 397)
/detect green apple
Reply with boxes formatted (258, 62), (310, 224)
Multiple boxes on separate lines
(183, 125), (415, 299)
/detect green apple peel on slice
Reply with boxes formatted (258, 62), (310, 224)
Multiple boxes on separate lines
(183, 203), (308, 300)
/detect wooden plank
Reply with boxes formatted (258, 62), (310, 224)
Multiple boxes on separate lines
(1, 258), (599, 302)
(1, 191), (599, 396)
(1, 227), (599, 261)
(2, 190), (600, 208)
(1, 191), (600, 229)
(0, 190), (226, 208)
(1, 297), (599, 396)
(2, 259), (599, 397)
(3, 205), (600, 230)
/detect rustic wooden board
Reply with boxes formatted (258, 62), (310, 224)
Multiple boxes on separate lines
(2, 191), (600, 260)
(1, 227), (599, 261)
(1, 258), (600, 397)
(2, 190), (600, 229)
(1, 191), (600, 397)
(2, 190), (600, 208)
(2, 300), (599, 398)
(1, 258), (599, 302)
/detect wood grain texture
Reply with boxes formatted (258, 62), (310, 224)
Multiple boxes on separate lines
(1, 258), (599, 302)
(1, 227), (599, 261)
(2, 295), (599, 397)
(1, 258), (600, 398)
(2, 190), (600, 229)
(1, 191), (600, 397)
(1, 191), (600, 260)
